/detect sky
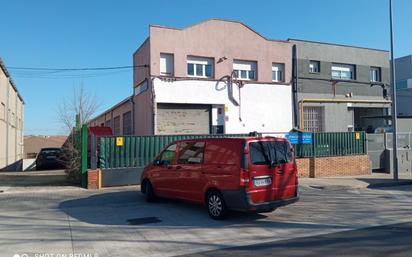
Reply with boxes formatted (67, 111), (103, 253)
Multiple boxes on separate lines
(1, 0), (411, 135)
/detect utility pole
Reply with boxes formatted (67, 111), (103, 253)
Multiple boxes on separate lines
(389, 0), (399, 181)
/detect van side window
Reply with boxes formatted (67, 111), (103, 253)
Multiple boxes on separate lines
(177, 141), (205, 164)
(160, 144), (177, 164)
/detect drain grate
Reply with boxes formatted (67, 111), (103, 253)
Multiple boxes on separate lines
(309, 185), (325, 190)
(127, 217), (162, 225)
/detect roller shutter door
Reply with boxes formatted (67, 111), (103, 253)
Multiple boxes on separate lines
(157, 104), (211, 134)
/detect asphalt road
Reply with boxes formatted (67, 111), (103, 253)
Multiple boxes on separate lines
(1, 178), (412, 257)
(179, 222), (412, 257)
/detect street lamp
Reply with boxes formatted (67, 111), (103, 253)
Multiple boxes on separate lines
(389, 0), (399, 181)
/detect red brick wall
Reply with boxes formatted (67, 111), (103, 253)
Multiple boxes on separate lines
(296, 155), (371, 178)
(87, 169), (101, 189)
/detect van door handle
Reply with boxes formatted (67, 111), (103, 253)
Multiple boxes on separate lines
(176, 165), (182, 170)
(277, 170), (285, 174)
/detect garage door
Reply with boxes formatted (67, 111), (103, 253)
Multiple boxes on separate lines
(157, 104), (211, 134)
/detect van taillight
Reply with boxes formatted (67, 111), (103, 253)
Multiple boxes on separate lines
(240, 168), (250, 186)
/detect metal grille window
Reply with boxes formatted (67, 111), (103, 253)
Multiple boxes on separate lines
(304, 106), (324, 132)
(113, 116), (121, 135)
(122, 111), (132, 135)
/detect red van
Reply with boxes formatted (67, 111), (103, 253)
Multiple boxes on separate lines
(140, 136), (299, 219)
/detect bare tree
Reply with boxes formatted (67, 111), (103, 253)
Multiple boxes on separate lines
(57, 84), (100, 181)
(58, 84), (100, 132)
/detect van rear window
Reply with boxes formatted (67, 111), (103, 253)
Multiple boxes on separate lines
(249, 141), (292, 165)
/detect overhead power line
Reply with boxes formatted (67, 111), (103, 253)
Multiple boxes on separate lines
(8, 64), (149, 71)
(7, 64), (149, 79)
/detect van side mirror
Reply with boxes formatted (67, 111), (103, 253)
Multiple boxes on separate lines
(153, 159), (162, 166)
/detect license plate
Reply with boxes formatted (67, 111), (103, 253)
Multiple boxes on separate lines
(46, 156), (57, 159)
(253, 177), (272, 187)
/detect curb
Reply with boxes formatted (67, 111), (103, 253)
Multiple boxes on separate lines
(367, 180), (412, 189)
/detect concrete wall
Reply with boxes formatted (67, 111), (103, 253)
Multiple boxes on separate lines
(290, 40), (391, 132)
(153, 78), (293, 133)
(0, 59), (24, 170)
(397, 88), (412, 116)
(133, 39), (153, 135)
(398, 118), (412, 132)
(395, 55), (412, 82)
(148, 19), (292, 83)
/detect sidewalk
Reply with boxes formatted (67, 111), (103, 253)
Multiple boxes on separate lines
(0, 169), (79, 193)
(299, 172), (412, 190)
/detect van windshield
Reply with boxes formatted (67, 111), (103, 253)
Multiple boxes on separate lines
(249, 141), (292, 165)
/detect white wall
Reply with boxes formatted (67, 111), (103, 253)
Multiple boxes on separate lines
(153, 78), (293, 134)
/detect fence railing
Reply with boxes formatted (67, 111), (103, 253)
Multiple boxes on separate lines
(98, 132), (366, 169)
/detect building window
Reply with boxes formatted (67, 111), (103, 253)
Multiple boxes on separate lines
(272, 63), (285, 82)
(331, 63), (355, 80)
(122, 111), (132, 135)
(304, 106), (324, 132)
(187, 56), (213, 78)
(309, 60), (320, 73)
(105, 119), (111, 128)
(113, 116), (121, 135)
(160, 53), (174, 76)
(370, 67), (381, 82)
(233, 60), (257, 80)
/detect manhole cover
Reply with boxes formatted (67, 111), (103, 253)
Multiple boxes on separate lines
(127, 217), (162, 225)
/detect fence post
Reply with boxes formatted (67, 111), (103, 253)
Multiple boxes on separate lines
(81, 124), (88, 188)
(90, 133), (97, 170)
(100, 137), (106, 169)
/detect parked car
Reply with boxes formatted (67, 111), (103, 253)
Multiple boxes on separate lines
(36, 147), (64, 170)
(140, 136), (299, 219)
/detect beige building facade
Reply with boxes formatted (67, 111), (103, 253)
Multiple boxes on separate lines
(0, 58), (24, 170)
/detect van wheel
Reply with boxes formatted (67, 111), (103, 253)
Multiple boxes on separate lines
(144, 180), (156, 202)
(207, 191), (227, 220)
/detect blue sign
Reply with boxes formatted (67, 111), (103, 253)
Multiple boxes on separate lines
(286, 132), (313, 145)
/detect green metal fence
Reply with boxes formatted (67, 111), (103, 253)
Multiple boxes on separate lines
(294, 132), (366, 158)
(99, 134), (247, 169)
(98, 132), (366, 169)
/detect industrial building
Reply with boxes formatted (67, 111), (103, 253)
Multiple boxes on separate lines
(90, 19), (392, 135)
(0, 58), (24, 170)
(290, 39), (391, 132)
